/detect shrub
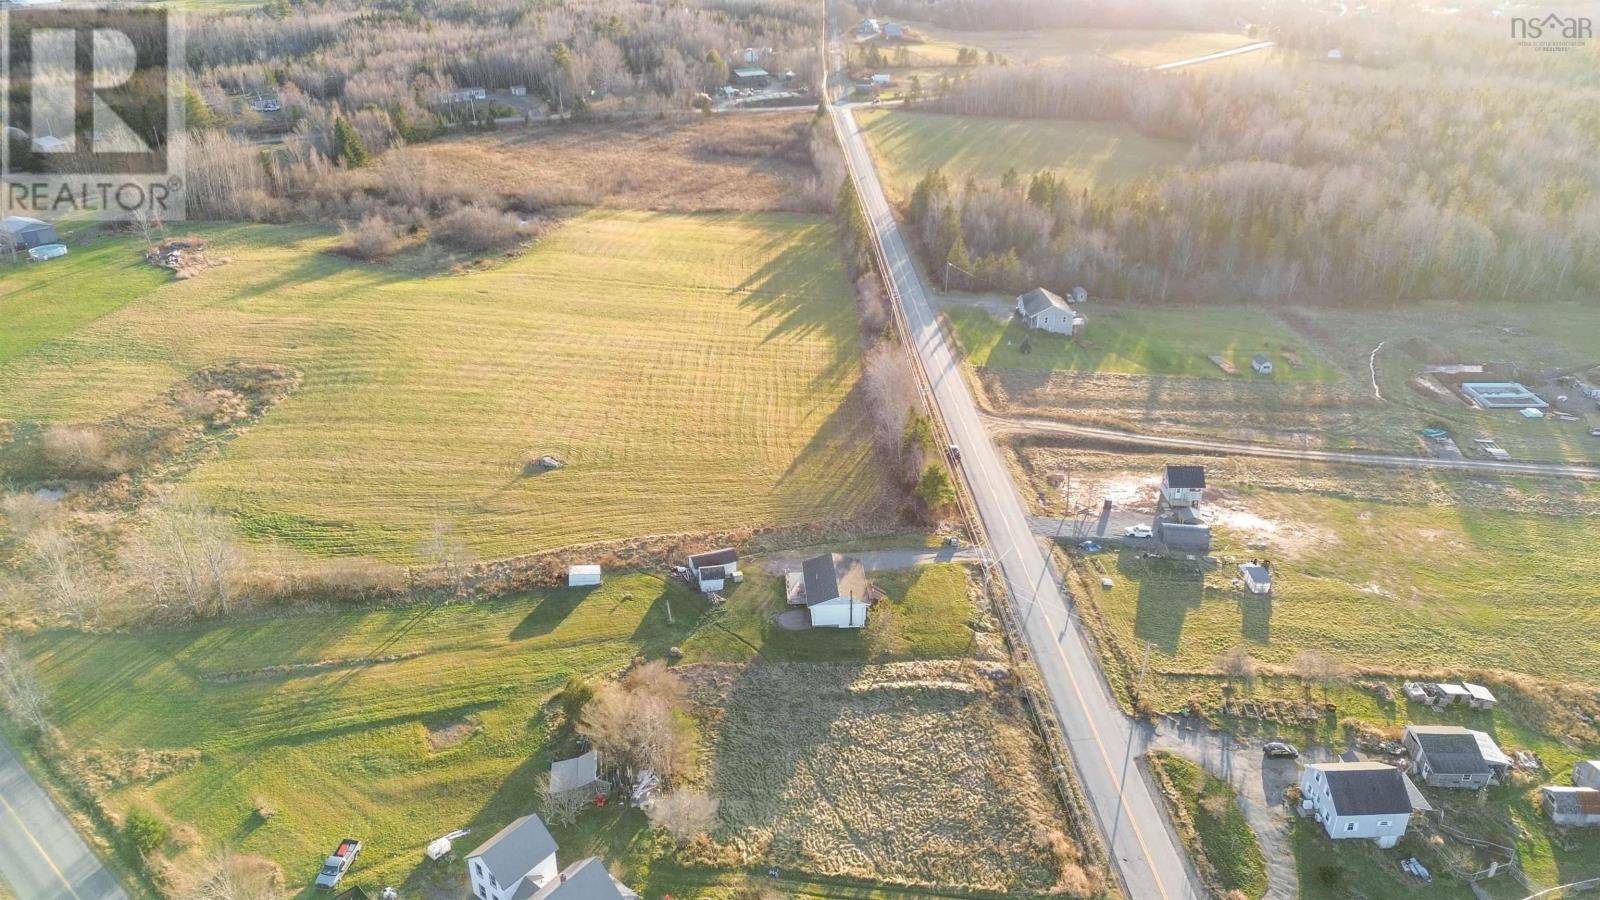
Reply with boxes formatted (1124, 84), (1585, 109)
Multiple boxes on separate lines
(432, 204), (529, 254)
(339, 214), (406, 260)
(559, 675), (595, 722)
(123, 807), (169, 857)
(41, 425), (132, 479)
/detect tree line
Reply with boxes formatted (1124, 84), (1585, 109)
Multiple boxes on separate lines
(910, 34), (1600, 307)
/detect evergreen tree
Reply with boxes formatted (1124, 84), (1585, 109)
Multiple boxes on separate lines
(332, 116), (370, 167)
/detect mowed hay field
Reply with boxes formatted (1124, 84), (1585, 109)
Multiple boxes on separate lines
(890, 23), (1258, 68)
(857, 109), (1188, 201)
(19, 574), (703, 893)
(0, 210), (881, 560)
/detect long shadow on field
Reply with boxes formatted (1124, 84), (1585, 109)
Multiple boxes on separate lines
(732, 223), (861, 392)
(772, 382), (883, 519)
(1120, 550), (1203, 654)
(511, 587), (596, 640)
(628, 580), (710, 659)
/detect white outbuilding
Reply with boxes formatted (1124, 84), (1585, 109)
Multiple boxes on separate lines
(567, 565), (601, 587)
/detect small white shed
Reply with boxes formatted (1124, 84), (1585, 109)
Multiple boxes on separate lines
(1239, 563), (1272, 594)
(568, 564), (602, 587)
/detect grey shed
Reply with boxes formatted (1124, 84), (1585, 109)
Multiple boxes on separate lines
(0, 216), (59, 249)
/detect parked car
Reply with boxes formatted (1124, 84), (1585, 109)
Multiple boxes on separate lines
(1123, 525), (1153, 539)
(1263, 742), (1299, 759)
(315, 839), (361, 890)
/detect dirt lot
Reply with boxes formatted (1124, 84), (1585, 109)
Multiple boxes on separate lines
(406, 112), (826, 213)
(679, 660), (1098, 896)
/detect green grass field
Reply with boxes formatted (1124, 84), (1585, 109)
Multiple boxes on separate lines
(857, 109), (1188, 201)
(0, 234), (168, 367)
(1149, 751), (1267, 899)
(947, 304), (1341, 381)
(19, 562), (1040, 896)
(0, 210), (881, 561)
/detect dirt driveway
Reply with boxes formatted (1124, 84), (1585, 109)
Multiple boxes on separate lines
(1149, 720), (1324, 900)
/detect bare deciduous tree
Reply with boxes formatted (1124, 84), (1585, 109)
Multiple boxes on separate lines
(0, 636), (48, 732)
(538, 773), (591, 827)
(1, 492), (65, 540)
(1294, 650), (1344, 695)
(579, 663), (687, 780)
(26, 527), (104, 626)
(124, 495), (244, 617)
(170, 849), (284, 900)
(418, 519), (474, 594)
(647, 789), (719, 844)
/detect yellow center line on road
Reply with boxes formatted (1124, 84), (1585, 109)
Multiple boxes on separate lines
(0, 789), (84, 900)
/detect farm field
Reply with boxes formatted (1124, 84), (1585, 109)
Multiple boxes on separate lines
(17, 562), (1079, 896)
(404, 113), (823, 213)
(857, 109), (1188, 201)
(887, 23), (1258, 68)
(0, 210), (882, 561)
(0, 231), (168, 367)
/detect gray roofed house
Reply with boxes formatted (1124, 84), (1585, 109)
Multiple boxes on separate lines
(1575, 760), (1600, 790)
(1251, 353), (1274, 375)
(1155, 519), (1211, 554)
(687, 548), (737, 568)
(468, 815), (559, 900)
(1403, 725), (1507, 790)
(1164, 465), (1206, 490)
(1015, 288), (1085, 336)
(1299, 761), (1423, 847)
(802, 553), (868, 607)
(686, 548), (739, 592)
(528, 857), (638, 900)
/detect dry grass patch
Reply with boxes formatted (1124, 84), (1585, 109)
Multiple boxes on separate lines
(405, 113), (823, 213)
(683, 661), (1095, 895)
(422, 715), (483, 751)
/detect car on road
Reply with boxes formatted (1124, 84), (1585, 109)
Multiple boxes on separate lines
(1263, 741), (1299, 759)
(947, 444), (962, 463)
(1123, 525), (1153, 539)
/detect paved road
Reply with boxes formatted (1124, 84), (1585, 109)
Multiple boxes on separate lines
(1152, 40), (1276, 70)
(988, 412), (1600, 480)
(0, 737), (127, 900)
(831, 104), (1202, 899)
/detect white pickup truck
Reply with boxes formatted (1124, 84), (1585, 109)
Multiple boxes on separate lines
(315, 838), (361, 890)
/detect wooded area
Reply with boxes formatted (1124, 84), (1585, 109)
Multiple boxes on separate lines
(904, 4), (1600, 306)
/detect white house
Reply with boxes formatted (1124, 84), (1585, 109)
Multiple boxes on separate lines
(1574, 760), (1600, 790)
(1251, 353), (1274, 375)
(1239, 563), (1272, 594)
(855, 18), (881, 37)
(789, 553), (873, 628)
(1016, 288), (1085, 336)
(528, 857), (638, 900)
(1161, 464), (1206, 508)
(567, 565), (601, 587)
(686, 548), (740, 592)
(467, 815), (559, 900)
(1299, 761), (1423, 848)
(870, 73), (893, 86)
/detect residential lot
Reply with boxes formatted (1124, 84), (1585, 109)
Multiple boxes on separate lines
(16, 562), (1086, 896)
(0, 210), (880, 561)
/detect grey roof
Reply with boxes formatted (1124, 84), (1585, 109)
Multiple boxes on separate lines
(697, 565), (725, 582)
(1156, 520), (1211, 552)
(550, 750), (599, 795)
(1, 215), (48, 230)
(468, 815), (557, 882)
(1408, 726), (1490, 775)
(801, 553), (868, 606)
(529, 858), (637, 900)
(1164, 465), (1206, 489)
(688, 548), (737, 568)
(1017, 287), (1068, 318)
(1311, 762), (1414, 817)
(1253, 353), (1271, 365)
